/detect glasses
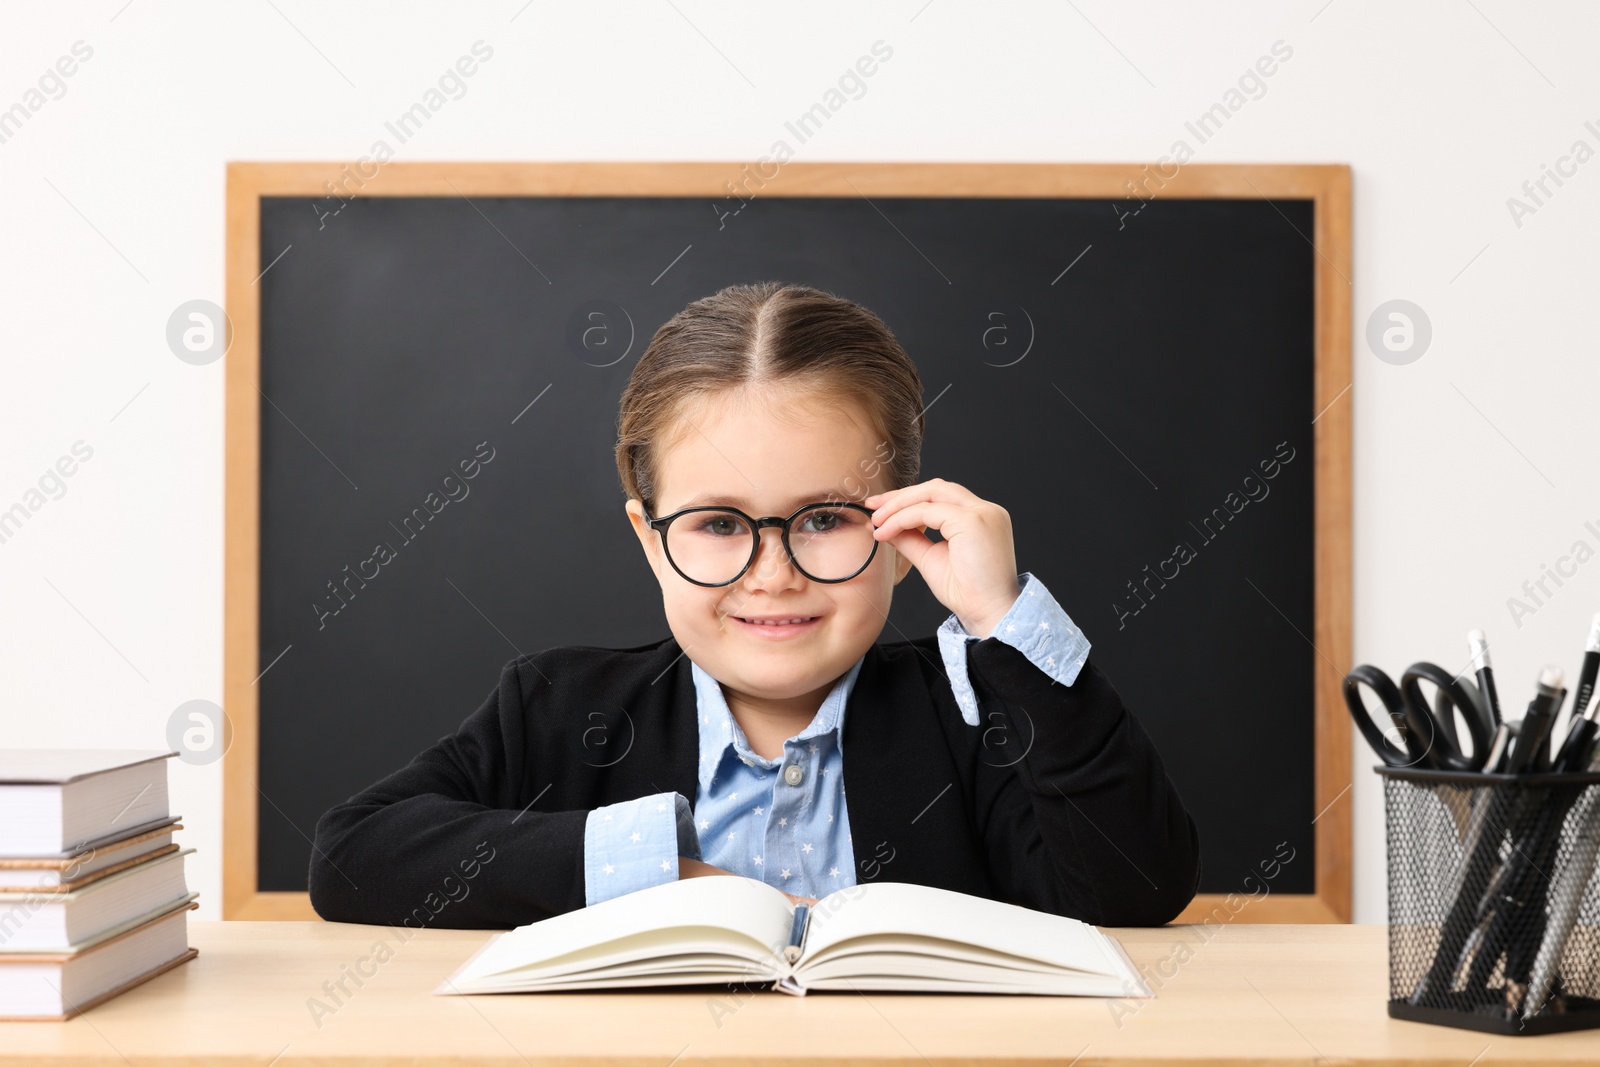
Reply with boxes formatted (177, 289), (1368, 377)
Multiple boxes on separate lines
(643, 501), (880, 587)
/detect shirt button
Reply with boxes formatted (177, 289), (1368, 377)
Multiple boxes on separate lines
(783, 764), (804, 786)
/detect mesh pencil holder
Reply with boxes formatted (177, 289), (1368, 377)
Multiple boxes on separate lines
(1381, 765), (1600, 1035)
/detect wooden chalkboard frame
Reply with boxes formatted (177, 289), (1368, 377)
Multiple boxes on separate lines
(223, 162), (1352, 922)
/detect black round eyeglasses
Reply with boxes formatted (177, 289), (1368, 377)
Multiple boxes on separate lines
(642, 501), (880, 587)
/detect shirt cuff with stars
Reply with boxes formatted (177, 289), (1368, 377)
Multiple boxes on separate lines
(583, 791), (702, 907)
(935, 570), (1092, 727)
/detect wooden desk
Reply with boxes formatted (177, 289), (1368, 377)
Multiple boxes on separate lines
(3, 921), (1595, 1065)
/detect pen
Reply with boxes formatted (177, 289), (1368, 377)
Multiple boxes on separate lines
(1523, 780), (1600, 1019)
(1522, 716), (1600, 1019)
(1569, 613), (1600, 745)
(1467, 629), (1503, 728)
(1482, 721), (1514, 774)
(783, 903), (809, 963)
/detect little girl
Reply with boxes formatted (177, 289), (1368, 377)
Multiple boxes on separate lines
(310, 281), (1201, 930)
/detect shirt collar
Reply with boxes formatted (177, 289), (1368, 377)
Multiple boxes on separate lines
(692, 654), (866, 800)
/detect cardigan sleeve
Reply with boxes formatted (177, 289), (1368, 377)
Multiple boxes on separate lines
(308, 655), (593, 929)
(963, 639), (1203, 926)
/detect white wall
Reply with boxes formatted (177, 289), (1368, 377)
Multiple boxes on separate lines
(3, 1), (1596, 923)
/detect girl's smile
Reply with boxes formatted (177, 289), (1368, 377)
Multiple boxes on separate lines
(729, 613), (825, 639)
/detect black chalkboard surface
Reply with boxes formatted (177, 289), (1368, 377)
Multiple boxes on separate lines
(254, 190), (1316, 900)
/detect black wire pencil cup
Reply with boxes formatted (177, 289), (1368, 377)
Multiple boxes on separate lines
(1381, 764), (1600, 1034)
(1348, 621), (1600, 1035)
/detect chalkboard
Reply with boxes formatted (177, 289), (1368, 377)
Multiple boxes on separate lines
(223, 163), (1352, 922)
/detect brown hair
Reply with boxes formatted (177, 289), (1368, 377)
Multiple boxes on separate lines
(616, 281), (925, 514)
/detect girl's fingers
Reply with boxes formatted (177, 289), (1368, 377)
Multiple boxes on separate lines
(868, 478), (977, 509)
(884, 525), (939, 569)
(873, 500), (963, 541)
(866, 478), (979, 519)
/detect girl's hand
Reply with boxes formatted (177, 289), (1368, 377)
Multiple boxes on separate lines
(864, 478), (1021, 640)
(679, 856), (817, 906)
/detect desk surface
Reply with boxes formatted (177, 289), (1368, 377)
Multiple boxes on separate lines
(4, 921), (1597, 1065)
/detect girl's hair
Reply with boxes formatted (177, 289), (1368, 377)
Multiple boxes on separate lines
(616, 281), (924, 515)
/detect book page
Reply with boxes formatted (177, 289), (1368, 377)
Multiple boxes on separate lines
(0, 750), (173, 784)
(801, 881), (1117, 975)
(799, 950), (1142, 995)
(450, 875), (796, 986)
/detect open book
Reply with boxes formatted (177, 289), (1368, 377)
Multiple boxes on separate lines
(438, 876), (1151, 997)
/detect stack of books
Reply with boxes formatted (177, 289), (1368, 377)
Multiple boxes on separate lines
(0, 750), (197, 1020)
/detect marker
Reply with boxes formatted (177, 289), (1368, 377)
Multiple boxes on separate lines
(1467, 629), (1502, 727)
(1507, 666), (1564, 773)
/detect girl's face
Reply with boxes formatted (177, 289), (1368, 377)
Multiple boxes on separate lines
(624, 385), (914, 702)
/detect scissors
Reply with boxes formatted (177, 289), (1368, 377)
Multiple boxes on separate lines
(1342, 662), (1494, 772)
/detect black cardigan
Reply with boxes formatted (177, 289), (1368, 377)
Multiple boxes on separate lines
(309, 631), (1202, 928)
